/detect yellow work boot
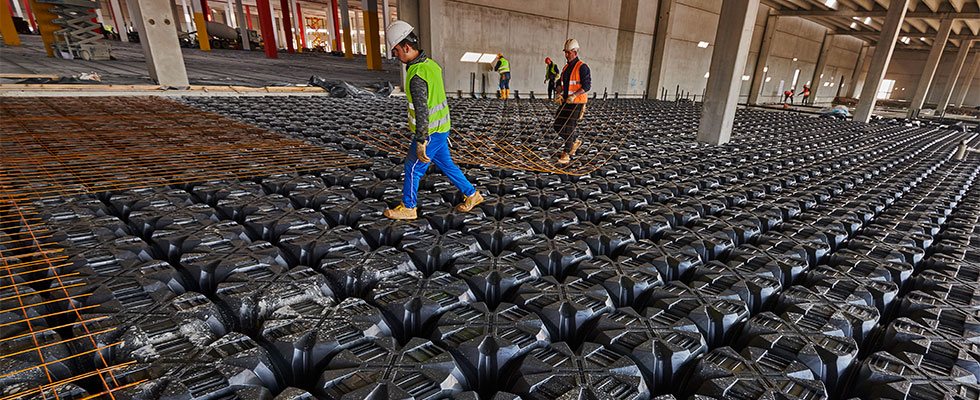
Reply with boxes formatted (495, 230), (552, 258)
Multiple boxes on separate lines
(383, 204), (418, 220)
(456, 191), (484, 212)
(570, 139), (583, 156)
(557, 152), (571, 165)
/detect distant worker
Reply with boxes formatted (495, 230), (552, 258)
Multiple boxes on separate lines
(553, 39), (591, 165)
(783, 89), (795, 104)
(382, 21), (483, 220)
(544, 57), (559, 100)
(801, 85), (811, 105)
(494, 54), (511, 99)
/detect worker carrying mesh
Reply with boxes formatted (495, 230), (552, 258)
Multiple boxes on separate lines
(382, 21), (484, 220)
(553, 38), (591, 165)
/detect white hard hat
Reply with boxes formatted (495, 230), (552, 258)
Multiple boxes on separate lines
(564, 39), (580, 52)
(386, 20), (415, 51)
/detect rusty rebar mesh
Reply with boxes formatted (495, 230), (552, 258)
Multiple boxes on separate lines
(347, 99), (636, 175)
(1, 96), (366, 202)
(0, 96), (363, 399)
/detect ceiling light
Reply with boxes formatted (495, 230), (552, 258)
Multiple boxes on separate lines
(459, 52), (481, 63)
(704, 72), (710, 78)
(742, 75), (751, 81)
(698, 41), (710, 48)
(765, 77), (772, 82)
(850, 22), (857, 29)
(792, 57), (798, 62)
(864, 17), (871, 24)
(824, 0), (837, 7)
(920, 37), (926, 41)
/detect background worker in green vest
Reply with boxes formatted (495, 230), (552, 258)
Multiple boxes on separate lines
(544, 57), (559, 100)
(494, 54), (511, 99)
(382, 21), (484, 220)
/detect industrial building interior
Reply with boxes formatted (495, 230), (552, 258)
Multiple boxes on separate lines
(1, 0), (980, 399)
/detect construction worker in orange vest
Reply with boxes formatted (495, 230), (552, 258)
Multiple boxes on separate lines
(553, 39), (591, 165)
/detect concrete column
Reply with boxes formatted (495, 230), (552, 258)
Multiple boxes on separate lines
(266, 0), (277, 48)
(381, 0), (389, 57)
(189, 0), (209, 49)
(126, 0), (189, 86)
(1, 0), (20, 46)
(845, 43), (869, 98)
(279, 0), (293, 52)
(181, 0), (192, 32)
(645, 0), (676, 99)
(22, 0), (36, 31)
(235, 0), (249, 50)
(109, 0), (129, 41)
(225, 0), (233, 26)
(337, 0), (352, 58)
(324, 2), (335, 51)
(362, 0), (381, 70)
(696, 0), (759, 145)
(170, 0), (182, 31)
(256, 0), (276, 57)
(853, 0), (908, 123)
(612, 0), (639, 93)
(936, 40), (975, 115)
(906, 18), (953, 118)
(10, 0), (23, 19)
(748, 11), (776, 104)
(953, 53), (980, 106)
(292, 0), (302, 49)
(807, 32), (833, 102)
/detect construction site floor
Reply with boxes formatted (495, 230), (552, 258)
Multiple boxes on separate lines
(0, 35), (401, 87)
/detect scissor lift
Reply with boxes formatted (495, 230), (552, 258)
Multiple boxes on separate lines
(42, 0), (112, 60)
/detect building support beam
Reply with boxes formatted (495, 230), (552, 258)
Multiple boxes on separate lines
(906, 18), (953, 118)
(296, 1), (305, 49)
(279, 0), (293, 52)
(381, 0), (389, 57)
(807, 31), (833, 103)
(170, 0), (182, 31)
(748, 11), (776, 104)
(645, 0), (676, 99)
(27, 0), (56, 56)
(612, 0), (639, 94)
(235, 0), (249, 50)
(127, 0), (189, 86)
(936, 40), (975, 116)
(256, 0), (276, 57)
(952, 52), (980, 107)
(696, 0), (759, 145)
(845, 43), (869, 98)
(190, 0), (209, 49)
(10, 0), (23, 19)
(362, 0), (381, 70)
(337, 0), (352, 58)
(853, 0), (909, 123)
(1, 0), (20, 46)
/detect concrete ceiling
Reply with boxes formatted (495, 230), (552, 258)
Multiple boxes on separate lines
(761, 0), (979, 48)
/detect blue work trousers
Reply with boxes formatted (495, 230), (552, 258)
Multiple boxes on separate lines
(402, 131), (476, 208)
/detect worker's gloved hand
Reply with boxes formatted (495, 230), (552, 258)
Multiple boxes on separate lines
(566, 94), (577, 103)
(554, 95), (564, 105)
(416, 140), (432, 163)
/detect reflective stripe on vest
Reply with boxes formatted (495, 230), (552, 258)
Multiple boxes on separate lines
(405, 59), (452, 134)
(562, 60), (588, 104)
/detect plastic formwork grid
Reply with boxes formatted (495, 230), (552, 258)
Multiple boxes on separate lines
(0, 96), (363, 400)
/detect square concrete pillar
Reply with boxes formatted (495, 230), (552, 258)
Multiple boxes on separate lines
(127, 0), (189, 86)
(953, 53), (980, 107)
(748, 11), (777, 105)
(362, 0), (381, 70)
(337, 0), (352, 58)
(695, 0), (760, 145)
(645, 0), (676, 99)
(907, 18), (953, 118)
(936, 40), (975, 116)
(853, 0), (909, 123)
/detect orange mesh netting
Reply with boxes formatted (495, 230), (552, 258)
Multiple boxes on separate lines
(0, 96), (363, 399)
(347, 98), (635, 175)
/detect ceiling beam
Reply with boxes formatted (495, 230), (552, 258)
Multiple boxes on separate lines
(829, 30), (980, 40)
(773, 10), (980, 18)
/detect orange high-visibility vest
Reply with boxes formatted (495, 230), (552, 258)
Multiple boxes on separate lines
(562, 60), (589, 104)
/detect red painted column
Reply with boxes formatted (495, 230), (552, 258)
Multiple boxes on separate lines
(199, 0), (211, 21)
(256, 0), (277, 58)
(296, 2), (305, 48)
(22, 0), (36, 30)
(245, 4), (252, 29)
(278, 0), (293, 52)
(330, 0), (340, 52)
